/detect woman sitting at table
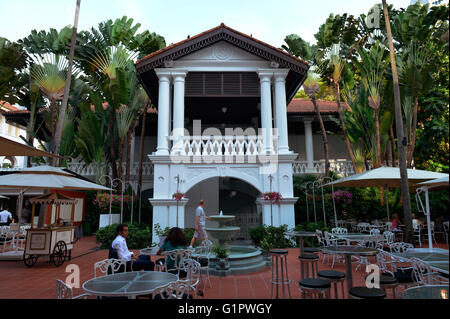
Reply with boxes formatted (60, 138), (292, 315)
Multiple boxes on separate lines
(391, 213), (402, 231)
(156, 227), (187, 271)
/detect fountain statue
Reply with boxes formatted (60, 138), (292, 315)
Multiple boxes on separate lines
(203, 212), (268, 276)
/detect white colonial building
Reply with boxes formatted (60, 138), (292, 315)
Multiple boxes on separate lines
(135, 24), (313, 242)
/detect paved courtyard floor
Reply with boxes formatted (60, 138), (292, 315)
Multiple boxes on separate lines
(0, 236), (447, 299)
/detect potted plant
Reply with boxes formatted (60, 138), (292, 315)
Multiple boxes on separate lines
(260, 237), (273, 266)
(212, 244), (230, 271)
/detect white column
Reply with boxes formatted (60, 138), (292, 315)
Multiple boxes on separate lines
(274, 70), (290, 154)
(304, 119), (314, 171)
(258, 70), (273, 153)
(155, 70), (171, 155)
(172, 70), (188, 154)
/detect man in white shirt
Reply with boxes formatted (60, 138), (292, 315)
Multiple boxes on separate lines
(111, 224), (154, 271)
(0, 205), (13, 226)
(189, 199), (211, 248)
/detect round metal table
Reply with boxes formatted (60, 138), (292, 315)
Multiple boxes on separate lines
(322, 245), (378, 296)
(284, 231), (317, 255)
(82, 271), (178, 299)
(402, 285), (449, 299)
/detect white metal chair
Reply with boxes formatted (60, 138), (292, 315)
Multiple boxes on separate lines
(94, 258), (128, 277)
(443, 221), (449, 245)
(160, 249), (192, 277)
(411, 257), (441, 286)
(369, 228), (380, 235)
(388, 242), (414, 253)
(384, 222), (393, 231)
(323, 231), (347, 268)
(356, 223), (370, 233)
(180, 258), (201, 298)
(193, 239), (212, 288)
(413, 222), (422, 246)
(352, 236), (381, 271)
(383, 231), (395, 245)
(56, 279), (91, 299)
(331, 227), (348, 235)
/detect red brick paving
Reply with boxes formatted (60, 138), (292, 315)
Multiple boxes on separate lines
(0, 236), (447, 299)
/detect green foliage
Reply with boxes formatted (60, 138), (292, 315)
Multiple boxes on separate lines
(0, 37), (28, 103)
(249, 224), (294, 249)
(95, 223), (152, 249)
(212, 244), (229, 259)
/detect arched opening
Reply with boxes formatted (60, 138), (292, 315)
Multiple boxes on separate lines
(1, 156), (15, 168)
(184, 176), (261, 241)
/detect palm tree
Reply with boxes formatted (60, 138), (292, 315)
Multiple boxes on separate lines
(319, 44), (360, 173)
(303, 74), (330, 177)
(382, 0), (413, 244)
(30, 54), (70, 143)
(53, 0), (81, 166)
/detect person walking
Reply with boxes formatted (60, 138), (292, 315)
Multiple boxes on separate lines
(189, 200), (210, 248)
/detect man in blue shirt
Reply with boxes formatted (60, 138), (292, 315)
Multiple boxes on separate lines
(189, 200), (211, 248)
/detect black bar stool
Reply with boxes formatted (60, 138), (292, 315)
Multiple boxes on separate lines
(349, 287), (386, 299)
(317, 270), (346, 299)
(298, 254), (319, 279)
(298, 278), (331, 299)
(270, 249), (291, 299)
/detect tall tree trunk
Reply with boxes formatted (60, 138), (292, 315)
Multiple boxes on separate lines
(407, 96), (418, 168)
(52, 0), (81, 166)
(374, 109), (381, 168)
(117, 138), (124, 190)
(125, 125), (134, 190)
(137, 102), (149, 210)
(311, 97), (330, 177)
(335, 85), (360, 173)
(383, 0), (413, 244)
(109, 106), (118, 183)
(389, 125), (395, 166)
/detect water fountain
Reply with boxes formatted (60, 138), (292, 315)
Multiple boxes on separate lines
(204, 211), (268, 276)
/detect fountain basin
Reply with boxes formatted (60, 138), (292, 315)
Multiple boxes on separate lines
(204, 245), (268, 276)
(205, 226), (240, 241)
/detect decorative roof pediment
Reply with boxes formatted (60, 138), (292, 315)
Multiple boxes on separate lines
(135, 24), (310, 106)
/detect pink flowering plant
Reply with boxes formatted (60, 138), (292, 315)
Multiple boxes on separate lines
(172, 192), (185, 201)
(93, 193), (136, 213)
(262, 192), (283, 205)
(332, 190), (352, 204)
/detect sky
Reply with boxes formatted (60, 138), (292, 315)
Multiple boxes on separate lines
(0, 0), (410, 48)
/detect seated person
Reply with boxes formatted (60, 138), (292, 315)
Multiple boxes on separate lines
(156, 227), (187, 272)
(390, 213), (401, 231)
(412, 214), (424, 229)
(111, 224), (154, 272)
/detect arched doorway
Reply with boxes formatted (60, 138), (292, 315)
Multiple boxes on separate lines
(184, 176), (261, 241)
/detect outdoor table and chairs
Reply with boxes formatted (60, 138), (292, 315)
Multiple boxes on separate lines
(140, 246), (160, 263)
(82, 271), (178, 299)
(322, 245), (379, 295)
(284, 231), (318, 255)
(388, 248), (449, 276)
(402, 285), (449, 299)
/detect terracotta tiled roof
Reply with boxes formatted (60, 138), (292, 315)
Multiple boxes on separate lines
(136, 23), (308, 67)
(287, 99), (344, 114)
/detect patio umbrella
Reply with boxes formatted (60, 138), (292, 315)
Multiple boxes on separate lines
(415, 176), (449, 249)
(0, 136), (62, 158)
(0, 165), (110, 229)
(29, 193), (77, 228)
(323, 167), (448, 220)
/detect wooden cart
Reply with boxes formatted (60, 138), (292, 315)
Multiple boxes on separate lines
(23, 226), (74, 267)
